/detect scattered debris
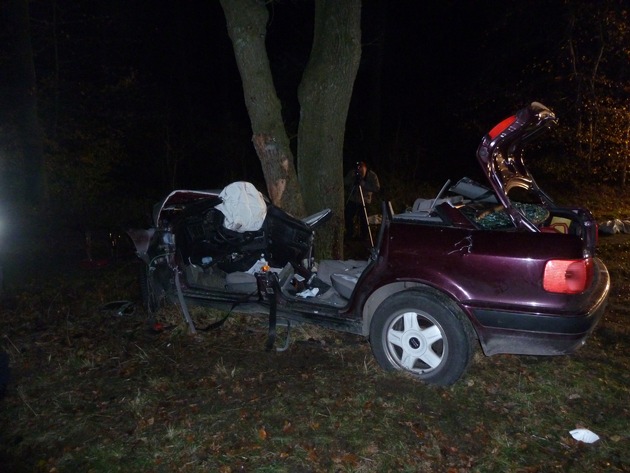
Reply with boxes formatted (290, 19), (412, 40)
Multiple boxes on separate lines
(100, 300), (135, 317)
(297, 287), (319, 298)
(599, 219), (630, 235)
(570, 428), (600, 443)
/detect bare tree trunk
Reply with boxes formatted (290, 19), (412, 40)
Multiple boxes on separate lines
(220, 0), (305, 217)
(297, 0), (361, 259)
(220, 0), (362, 258)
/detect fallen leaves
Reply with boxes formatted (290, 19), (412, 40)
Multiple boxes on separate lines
(1, 254), (629, 472)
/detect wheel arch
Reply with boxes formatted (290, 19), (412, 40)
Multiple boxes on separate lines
(361, 281), (477, 339)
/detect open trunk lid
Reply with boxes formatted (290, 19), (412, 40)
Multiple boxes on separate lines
(476, 102), (599, 254)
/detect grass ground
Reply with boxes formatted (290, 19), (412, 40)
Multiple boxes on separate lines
(0, 184), (628, 472)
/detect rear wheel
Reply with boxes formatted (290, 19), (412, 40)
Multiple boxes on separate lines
(370, 289), (475, 386)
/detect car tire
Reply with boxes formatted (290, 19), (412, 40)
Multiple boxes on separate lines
(370, 289), (476, 386)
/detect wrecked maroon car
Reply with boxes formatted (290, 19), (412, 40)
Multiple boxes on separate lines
(129, 102), (609, 386)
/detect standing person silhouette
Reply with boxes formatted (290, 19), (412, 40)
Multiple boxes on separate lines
(344, 161), (380, 241)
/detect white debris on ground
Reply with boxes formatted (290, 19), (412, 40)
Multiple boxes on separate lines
(570, 428), (600, 443)
(599, 219), (630, 235)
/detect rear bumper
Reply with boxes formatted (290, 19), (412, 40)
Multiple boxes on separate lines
(469, 258), (610, 356)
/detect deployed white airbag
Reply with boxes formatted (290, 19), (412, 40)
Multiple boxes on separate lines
(215, 181), (267, 232)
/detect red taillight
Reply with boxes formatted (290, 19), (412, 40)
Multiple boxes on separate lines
(488, 115), (517, 139)
(543, 258), (593, 294)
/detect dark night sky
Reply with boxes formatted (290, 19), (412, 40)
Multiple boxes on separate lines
(2, 0), (569, 197)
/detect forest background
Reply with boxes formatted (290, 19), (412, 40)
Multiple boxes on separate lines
(0, 0), (628, 245)
(0, 3), (629, 470)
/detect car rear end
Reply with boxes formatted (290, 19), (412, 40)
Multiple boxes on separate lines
(461, 233), (610, 357)
(376, 215), (609, 358)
